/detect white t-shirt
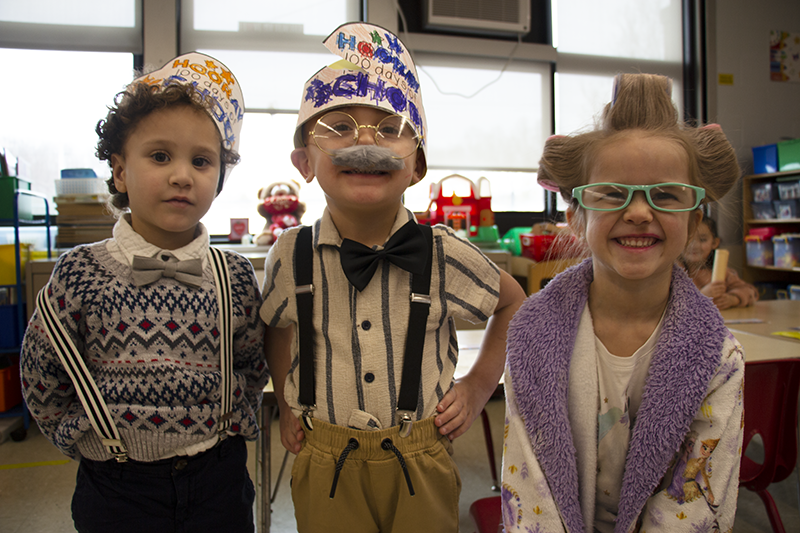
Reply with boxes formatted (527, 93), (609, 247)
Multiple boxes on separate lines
(593, 310), (664, 532)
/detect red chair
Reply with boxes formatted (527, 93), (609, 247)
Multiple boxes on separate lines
(469, 495), (502, 533)
(739, 358), (800, 533)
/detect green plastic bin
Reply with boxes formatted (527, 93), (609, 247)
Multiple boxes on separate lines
(0, 176), (32, 220)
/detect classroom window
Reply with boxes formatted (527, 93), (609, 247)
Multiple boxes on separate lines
(553, 0), (684, 136)
(0, 0), (140, 53)
(0, 49), (134, 212)
(187, 0), (552, 234)
(181, 0), (361, 234)
(0, 1), (140, 216)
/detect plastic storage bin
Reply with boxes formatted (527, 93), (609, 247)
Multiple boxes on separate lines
(751, 181), (778, 202)
(777, 139), (800, 171)
(773, 234), (800, 268)
(0, 243), (30, 285)
(60, 168), (97, 179)
(777, 180), (800, 200)
(748, 226), (781, 240)
(0, 358), (22, 412)
(751, 202), (776, 220)
(0, 303), (23, 349)
(745, 235), (774, 266)
(55, 178), (107, 197)
(0, 176), (32, 220)
(752, 144), (778, 174)
(790, 285), (800, 300)
(754, 282), (787, 301)
(773, 199), (798, 219)
(519, 234), (576, 262)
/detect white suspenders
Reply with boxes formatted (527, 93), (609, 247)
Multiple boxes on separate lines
(36, 247), (234, 462)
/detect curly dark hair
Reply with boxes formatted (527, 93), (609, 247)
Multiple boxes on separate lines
(96, 81), (240, 210)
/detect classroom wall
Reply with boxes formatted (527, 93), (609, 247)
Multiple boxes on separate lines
(709, 0), (800, 266)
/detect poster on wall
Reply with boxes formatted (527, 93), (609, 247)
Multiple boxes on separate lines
(770, 30), (800, 82)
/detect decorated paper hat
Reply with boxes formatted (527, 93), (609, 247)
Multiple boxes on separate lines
(134, 52), (245, 189)
(294, 22), (427, 160)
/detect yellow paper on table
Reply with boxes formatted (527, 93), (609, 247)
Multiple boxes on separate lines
(772, 331), (800, 340)
(711, 249), (729, 282)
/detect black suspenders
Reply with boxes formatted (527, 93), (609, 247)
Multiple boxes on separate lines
(294, 223), (433, 436)
(294, 226), (316, 429)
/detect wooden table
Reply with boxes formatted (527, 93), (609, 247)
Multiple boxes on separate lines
(721, 300), (800, 362)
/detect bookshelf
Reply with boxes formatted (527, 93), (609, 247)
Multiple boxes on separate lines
(741, 169), (800, 293)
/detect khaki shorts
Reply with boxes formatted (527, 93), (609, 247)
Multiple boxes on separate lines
(291, 417), (461, 533)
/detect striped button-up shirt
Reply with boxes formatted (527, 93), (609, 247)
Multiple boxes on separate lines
(260, 207), (500, 430)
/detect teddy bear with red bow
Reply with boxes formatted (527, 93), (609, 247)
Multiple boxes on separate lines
(255, 181), (306, 246)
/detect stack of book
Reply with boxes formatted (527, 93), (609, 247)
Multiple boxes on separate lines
(54, 170), (116, 247)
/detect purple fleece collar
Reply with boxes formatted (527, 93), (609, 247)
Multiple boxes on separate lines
(506, 258), (727, 532)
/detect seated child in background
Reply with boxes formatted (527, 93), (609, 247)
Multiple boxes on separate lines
(260, 22), (525, 533)
(503, 73), (744, 532)
(682, 213), (758, 309)
(20, 53), (267, 533)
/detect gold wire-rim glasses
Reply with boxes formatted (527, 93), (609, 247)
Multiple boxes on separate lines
(308, 111), (423, 159)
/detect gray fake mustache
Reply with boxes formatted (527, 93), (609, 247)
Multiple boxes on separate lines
(329, 145), (405, 171)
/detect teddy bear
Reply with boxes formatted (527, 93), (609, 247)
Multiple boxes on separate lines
(255, 181), (306, 246)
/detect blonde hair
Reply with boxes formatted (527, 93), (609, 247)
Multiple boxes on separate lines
(538, 74), (741, 212)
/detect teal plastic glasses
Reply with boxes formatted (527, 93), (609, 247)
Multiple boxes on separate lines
(572, 182), (706, 212)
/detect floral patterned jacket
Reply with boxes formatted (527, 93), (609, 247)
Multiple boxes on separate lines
(502, 260), (744, 533)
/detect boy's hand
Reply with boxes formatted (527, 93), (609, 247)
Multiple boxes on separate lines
(435, 377), (494, 441)
(279, 407), (305, 454)
(434, 270), (524, 441)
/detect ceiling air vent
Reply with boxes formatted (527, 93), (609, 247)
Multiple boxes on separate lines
(424, 0), (531, 35)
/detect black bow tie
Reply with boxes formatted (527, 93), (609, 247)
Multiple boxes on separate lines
(339, 220), (427, 291)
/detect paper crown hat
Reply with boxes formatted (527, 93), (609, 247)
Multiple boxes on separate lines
(294, 22), (427, 160)
(134, 52), (245, 191)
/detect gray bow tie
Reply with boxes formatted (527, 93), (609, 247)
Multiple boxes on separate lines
(131, 252), (204, 288)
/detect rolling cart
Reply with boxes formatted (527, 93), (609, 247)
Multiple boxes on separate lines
(0, 187), (51, 441)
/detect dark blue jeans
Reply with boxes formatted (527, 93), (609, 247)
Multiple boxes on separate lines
(72, 436), (255, 533)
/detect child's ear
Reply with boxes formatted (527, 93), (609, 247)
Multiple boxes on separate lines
(110, 154), (127, 193)
(565, 205), (585, 239)
(687, 209), (702, 242)
(291, 148), (315, 184)
(409, 150), (427, 186)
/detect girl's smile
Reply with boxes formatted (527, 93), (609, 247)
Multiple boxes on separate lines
(614, 234), (661, 249)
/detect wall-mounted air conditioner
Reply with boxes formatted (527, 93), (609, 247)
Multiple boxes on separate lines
(424, 0), (531, 36)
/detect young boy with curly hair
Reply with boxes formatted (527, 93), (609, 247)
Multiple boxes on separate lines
(21, 52), (266, 533)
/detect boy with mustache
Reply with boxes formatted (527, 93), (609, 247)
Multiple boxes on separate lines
(259, 22), (525, 533)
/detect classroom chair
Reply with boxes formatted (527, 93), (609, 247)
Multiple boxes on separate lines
(739, 358), (800, 533)
(468, 495), (502, 533)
